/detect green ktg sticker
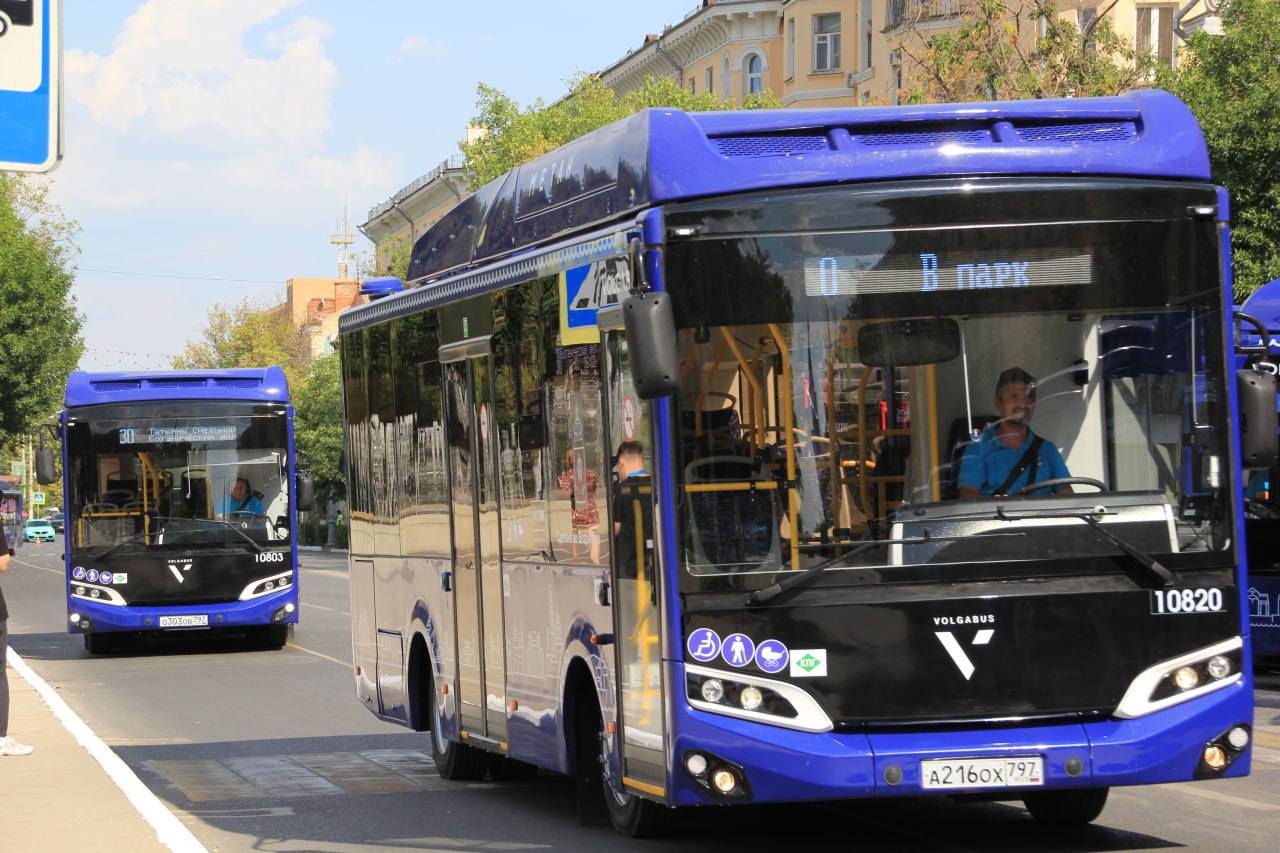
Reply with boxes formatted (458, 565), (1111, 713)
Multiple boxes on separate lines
(789, 649), (828, 678)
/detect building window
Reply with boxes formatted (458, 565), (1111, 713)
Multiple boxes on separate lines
(745, 53), (763, 96)
(861, 1), (873, 72)
(1136, 5), (1177, 69)
(1078, 6), (1097, 53)
(706, 67), (713, 94)
(786, 18), (795, 79)
(689, 77), (696, 95)
(721, 56), (730, 99)
(813, 13), (841, 72)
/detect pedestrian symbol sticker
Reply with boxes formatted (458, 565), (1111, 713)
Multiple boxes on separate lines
(87, 568), (100, 582)
(687, 628), (721, 663)
(722, 633), (755, 668)
(755, 639), (789, 674)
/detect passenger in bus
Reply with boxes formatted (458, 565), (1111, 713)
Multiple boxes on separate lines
(957, 367), (1073, 498)
(215, 477), (265, 519)
(613, 441), (652, 580)
(559, 448), (601, 563)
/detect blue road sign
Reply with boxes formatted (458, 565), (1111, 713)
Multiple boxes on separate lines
(0, 0), (61, 172)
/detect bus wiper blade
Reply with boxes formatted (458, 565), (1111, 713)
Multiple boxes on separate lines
(994, 506), (1174, 587)
(747, 531), (1020, 605)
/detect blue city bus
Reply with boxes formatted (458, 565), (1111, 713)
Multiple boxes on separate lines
(36, 367), (313, 654)
(1236, 278), (1280, 666)
(340, 90), (1264, 834)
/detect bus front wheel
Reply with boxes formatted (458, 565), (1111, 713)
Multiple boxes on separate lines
(577, 695), (669, 837)
(1023, 787), (1109, 825)
(428, 674), (487, 781)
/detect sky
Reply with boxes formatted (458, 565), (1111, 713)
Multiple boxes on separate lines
(44, 0), (701, 371)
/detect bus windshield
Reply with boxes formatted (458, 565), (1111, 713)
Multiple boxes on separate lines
(64, 401), (292, 557)
(665, 179), (1233, 586)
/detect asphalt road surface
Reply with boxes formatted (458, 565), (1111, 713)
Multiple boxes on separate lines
(5, 540), (1279, 852)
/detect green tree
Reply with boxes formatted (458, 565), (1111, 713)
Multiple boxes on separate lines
(898, 1), (1152, 103)
(1160, 0), (1280, 298)
(292, 352), (344, 502)
(463, 73), (779, 188)
(174, 297), (311, 392)
(0, 174), (84, 436)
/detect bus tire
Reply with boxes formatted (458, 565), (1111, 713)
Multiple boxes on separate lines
(84, 633), (117, 655)
(578, 693), (670, 837)
(257, 624), (289, 650)
(1023, 787), (1109, 825)
(428, 672), (487, 781)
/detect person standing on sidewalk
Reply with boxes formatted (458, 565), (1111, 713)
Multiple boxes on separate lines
(1, 528), (34, 756)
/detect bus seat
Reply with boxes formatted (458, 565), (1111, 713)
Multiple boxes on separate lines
(938, 415), (998, 500)
(684, 455), (782, 571)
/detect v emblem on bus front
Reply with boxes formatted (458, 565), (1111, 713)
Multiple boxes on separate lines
(167, 562), (191, 584)
(935, 629), (995, 680)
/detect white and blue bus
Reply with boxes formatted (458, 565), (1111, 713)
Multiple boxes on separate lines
(37, 367), (313, 653)
(340, 91), (1264, 834)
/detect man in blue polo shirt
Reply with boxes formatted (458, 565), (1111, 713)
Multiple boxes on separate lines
(957, 367), (1073, 498)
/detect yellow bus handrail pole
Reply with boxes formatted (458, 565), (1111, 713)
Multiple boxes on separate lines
(767, 323), (801, 570)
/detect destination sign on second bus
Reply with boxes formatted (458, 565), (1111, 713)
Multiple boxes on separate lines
(118, 425), (240, 444)
(804, 250), (1093, 297)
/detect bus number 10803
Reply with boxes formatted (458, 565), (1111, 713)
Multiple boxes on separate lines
(1151, 588), (1224, 615)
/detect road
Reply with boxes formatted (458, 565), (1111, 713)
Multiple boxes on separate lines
(4, 539), (1280, 852)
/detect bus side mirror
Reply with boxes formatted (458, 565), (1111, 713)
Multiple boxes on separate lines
(622, 292), (679, 400)
(295, 472), (315, 513)
(1238, 369), (1279, 470)
(35, 447), (57, 486)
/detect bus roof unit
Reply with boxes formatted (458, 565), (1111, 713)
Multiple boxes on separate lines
(406, 89), (1208, 286)
(65, 367), (289, 407)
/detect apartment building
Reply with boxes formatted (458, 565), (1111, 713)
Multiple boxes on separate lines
(361, 0), (1220, 272)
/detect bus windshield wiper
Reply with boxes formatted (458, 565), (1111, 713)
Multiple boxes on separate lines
(994, 506), (1174, 587)
(747, 531), (1022, 605)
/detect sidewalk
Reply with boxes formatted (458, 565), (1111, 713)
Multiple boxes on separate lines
(1, 652), (205, 853)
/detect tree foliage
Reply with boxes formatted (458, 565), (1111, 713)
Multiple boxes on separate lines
(899, 1), (1152, 103)
(462, 74), (780, 188)
(0, 174), (84, 437)
(291, 352), (344, 500)
(1160, 0), (1280, 298)
(173, 297), (311, 392)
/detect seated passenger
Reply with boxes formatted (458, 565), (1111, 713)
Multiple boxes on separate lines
(957, 367), (1073, 498)
(215, 477), (265, 519)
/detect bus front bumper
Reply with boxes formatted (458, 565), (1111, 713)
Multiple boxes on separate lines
(666, 672), (1252, 806)
(68, 587), (298, 634)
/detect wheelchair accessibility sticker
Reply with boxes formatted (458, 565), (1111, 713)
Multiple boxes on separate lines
(687, 628), (721, 663)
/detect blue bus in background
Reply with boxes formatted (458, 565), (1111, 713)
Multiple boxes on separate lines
(1237, 278), (1280, 666)
(36, 368), (313, 653)
(340, 90), (1264, 835)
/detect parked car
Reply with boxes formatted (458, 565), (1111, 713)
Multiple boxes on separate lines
(45, 509), (64, 533)
(23, 518), (56, 542)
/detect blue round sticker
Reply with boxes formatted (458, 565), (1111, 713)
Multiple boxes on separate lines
(721, 633), (756, 668)
(687, 628), (722, 663)
(755, 639), (789, 674)
(100, 571), (113, 585)
(72, 566), (86, 580)
(86, 569), (100, 583)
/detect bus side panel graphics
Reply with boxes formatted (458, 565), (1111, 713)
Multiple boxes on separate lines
(503, 560), (614, 774)
(683, 584), (1240, 723)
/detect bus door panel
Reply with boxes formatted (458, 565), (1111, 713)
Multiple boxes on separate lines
(350, 558), (378, 713)
(443, 352), (507, 742)
(602, 326), (668, 796)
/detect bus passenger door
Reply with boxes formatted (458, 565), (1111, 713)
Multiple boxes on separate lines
(443, 348), (507, 745)
(601, 322), (667, 798)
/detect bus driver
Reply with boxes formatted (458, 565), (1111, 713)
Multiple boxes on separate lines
(957, 367), (1073, 499)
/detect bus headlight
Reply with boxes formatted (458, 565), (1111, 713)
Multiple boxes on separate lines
(685, 664), (832, 733)
(1114, 637), (1243, 718)
(239, 571), (294, 600)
